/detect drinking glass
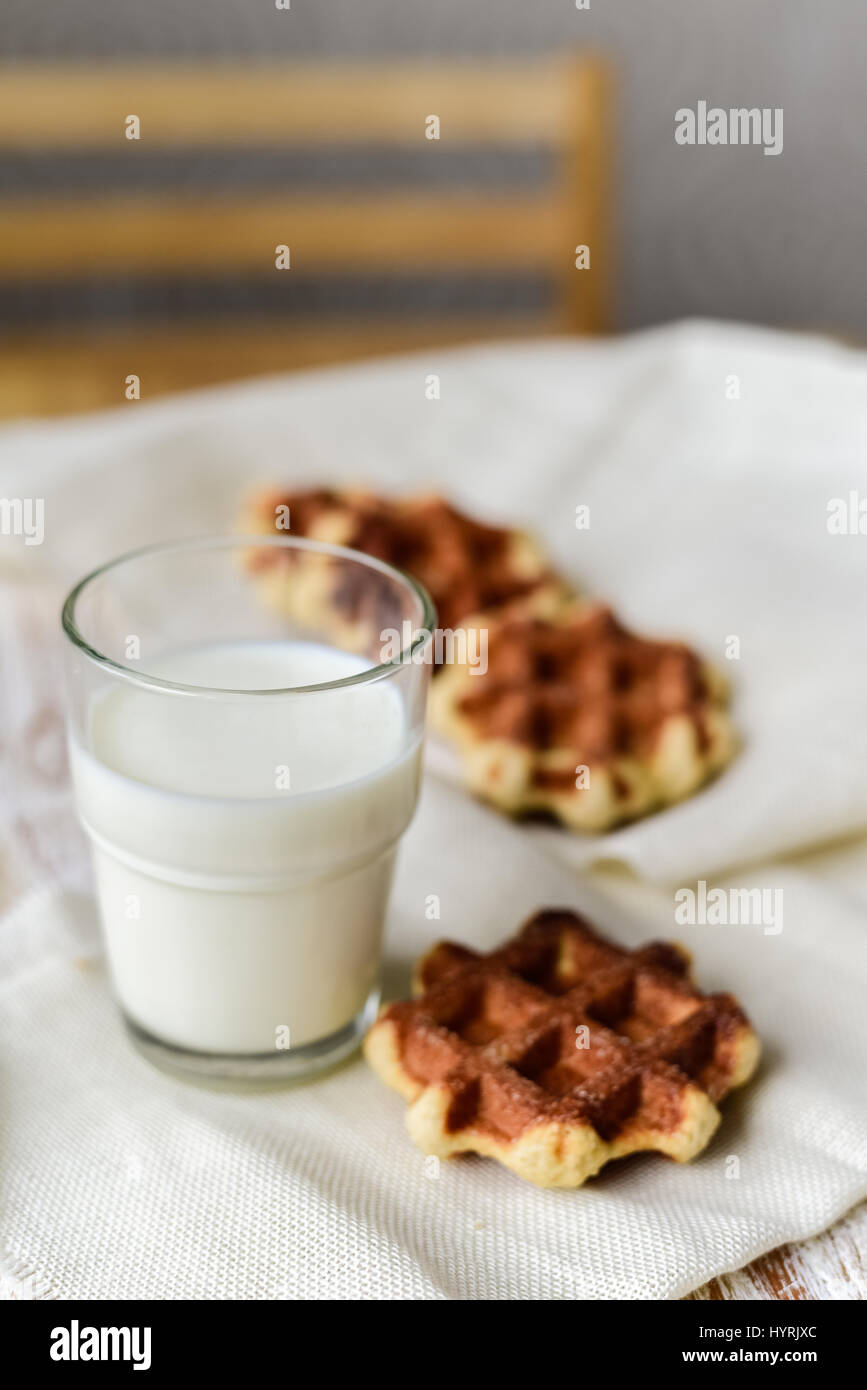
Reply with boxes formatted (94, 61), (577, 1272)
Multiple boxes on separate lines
(61, 535), (434, 1082)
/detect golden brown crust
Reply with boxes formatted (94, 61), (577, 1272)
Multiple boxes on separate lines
(430, 602), (736, 831)
(242, 486), (564, 634)
(364, 910), (760, 1189)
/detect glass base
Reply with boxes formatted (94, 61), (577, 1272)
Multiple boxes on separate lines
(123, 988), (380, 1088)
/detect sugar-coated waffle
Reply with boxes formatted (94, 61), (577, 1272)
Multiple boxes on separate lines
(430, 602), (735, 830)
(364, 909), (760, 1188)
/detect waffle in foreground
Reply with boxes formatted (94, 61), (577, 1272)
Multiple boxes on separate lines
(242, 486), (563, 636)
(430, 602), (735, 831)
(364, 910), (760, 1189)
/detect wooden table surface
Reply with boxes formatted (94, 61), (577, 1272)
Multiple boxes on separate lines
(690, 1200), (866, 1300)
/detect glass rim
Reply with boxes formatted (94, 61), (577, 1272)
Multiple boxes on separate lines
(60, 533), (437, 696)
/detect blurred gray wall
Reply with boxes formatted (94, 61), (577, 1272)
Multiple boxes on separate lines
(3, 0), (865, 336)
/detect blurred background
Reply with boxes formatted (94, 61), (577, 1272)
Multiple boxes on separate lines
(0, 0), (864, 417)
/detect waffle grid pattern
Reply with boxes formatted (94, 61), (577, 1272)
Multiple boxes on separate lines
(246, 486), (559, 631)
(432, 602), (734, 829)
(453, 606), (712, 759)
(365, 910), (760, 1188)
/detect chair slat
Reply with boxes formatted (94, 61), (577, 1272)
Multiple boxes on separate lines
(0, 62), (594, 149)
(0, 192), (573, 275)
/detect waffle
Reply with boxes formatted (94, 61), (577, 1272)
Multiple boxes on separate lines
(242, 487), (563, 638)
(364, 910), (760, 1189)
(430, 601), (735, 831)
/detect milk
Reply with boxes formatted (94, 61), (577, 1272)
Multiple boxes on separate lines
(70, 641), (422, 1056)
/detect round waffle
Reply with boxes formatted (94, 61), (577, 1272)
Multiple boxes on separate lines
(430, 601), (735, 831)
(242, 486), (564, 636)
(364, 909), (760, 1189)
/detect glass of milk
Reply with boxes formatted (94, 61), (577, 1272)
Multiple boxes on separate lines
(61, 535), (434, 1083)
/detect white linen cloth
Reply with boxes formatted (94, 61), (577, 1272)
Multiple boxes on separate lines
(1, 320), (866, 1299)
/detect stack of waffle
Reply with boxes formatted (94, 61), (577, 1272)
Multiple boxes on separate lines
(244, 487), (735, 831)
